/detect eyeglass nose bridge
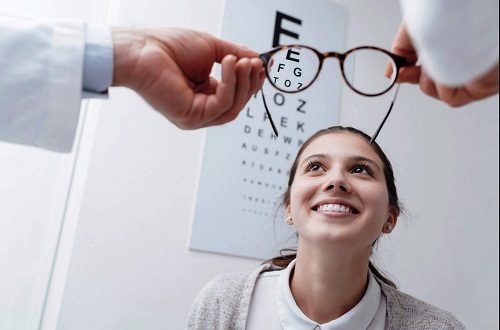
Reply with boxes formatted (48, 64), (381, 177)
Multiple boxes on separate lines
(319, 50), (352, 87)
(316, 50), (345, 73)
(322, 51), (345, 62)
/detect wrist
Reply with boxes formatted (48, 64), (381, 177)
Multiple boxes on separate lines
(111, 28), (147, 89)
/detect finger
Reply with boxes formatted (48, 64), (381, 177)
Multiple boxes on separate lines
(396, 66), (422, 84)
(201, 60), (270, 128)
(391, 22), (418, 63)
(418, 71), (440, 100)
(418, 70), (470, 107)
(385, 60), (395, 79)
(208, 34), (260, 62)
(233, 58), (253, 107)
(182, 54), (237, 128)
(193, 76), (218, 94)
(203, 58), (256, 127)
(204, 54), (238, 118)
(259, 66), (266, 84)
(214, 58), (253, 124)
(248, 58), (265, 95)
(386, 22), (419, 78)
(435, 86), (471, 107)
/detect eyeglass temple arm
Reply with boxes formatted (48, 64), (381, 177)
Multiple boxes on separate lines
(260, 89), (279, 137)
(258, 53), (279, 137)
(369, 84), (400, 145)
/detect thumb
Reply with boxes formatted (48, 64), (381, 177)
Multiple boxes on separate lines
(391, 22), (418, 64)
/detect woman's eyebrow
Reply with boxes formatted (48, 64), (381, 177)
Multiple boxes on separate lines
(299, 154), (329, 167)
(300, 154), (382, 172)
(351, 156), (382, 172)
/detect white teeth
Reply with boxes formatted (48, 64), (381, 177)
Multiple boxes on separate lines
(318, 204), (352, 213)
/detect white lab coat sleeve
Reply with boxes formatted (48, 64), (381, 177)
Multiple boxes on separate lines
(0, 13), (85, 152)
(400, 0), (499, 86)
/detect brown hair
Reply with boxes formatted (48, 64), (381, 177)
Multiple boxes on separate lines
(267, 126), (403, 288)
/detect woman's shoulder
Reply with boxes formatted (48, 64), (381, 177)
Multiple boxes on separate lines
(380, 282), (466, 329)
(200, 263), (274, 295)
(186, 264), (272, 329)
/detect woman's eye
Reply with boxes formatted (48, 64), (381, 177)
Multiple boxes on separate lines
(306, 161), (323, 172)
(352, 165), (371, 175)
(310, 164), (321, 171)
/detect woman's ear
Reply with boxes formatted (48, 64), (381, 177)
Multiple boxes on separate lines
(382, 205), (398, 234)
(285, 200), (291, 218)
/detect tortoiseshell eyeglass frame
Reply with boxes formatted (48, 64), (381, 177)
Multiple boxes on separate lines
(258, 45), (407, 143)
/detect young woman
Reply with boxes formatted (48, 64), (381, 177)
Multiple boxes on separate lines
(187, 126), (465, 329)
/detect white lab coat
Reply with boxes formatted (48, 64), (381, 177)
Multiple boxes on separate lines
(0, 13), (84, 152)
(400, 0), (499, 86)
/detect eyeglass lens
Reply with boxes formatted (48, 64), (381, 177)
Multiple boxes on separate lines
(264, 48), (320, 92)
(343, 49), (397, 95)
(265, 47), (397, 96)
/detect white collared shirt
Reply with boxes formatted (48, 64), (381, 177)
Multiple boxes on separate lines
(246, 259), (387, 330)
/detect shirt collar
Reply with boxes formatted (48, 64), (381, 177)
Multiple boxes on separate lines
(276, 259), (382, 330)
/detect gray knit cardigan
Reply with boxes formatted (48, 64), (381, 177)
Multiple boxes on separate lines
(186, 264), (465, 330)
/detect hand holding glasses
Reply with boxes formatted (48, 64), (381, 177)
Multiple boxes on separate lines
(258, 45), (407, 143)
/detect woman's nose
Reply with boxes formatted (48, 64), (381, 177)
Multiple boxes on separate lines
(325, 183), (348, 192)
(324, 172), (351, 193)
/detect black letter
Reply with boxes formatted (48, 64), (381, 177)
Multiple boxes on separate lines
(281, 117), (288, 128)
(293, 67), (302, 77)
(286, 49), (301, 62)
(297, 121), (305, 132)
(274, 93), (285, 106)
(246, 107), (253, 118)
(273, 12), (302, 47)
(297, 99), (306, 113)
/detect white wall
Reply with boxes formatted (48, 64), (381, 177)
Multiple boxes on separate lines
(3, 0), (497, 329)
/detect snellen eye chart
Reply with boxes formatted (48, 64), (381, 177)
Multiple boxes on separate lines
(189, 0), (348, 260)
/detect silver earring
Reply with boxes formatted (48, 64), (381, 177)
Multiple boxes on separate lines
(286, 216), (293, 225)
(386, 224), (392, 231)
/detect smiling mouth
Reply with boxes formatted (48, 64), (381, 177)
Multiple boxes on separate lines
(313, 204), (359, 214)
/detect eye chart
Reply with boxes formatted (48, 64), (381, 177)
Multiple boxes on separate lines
(189, 0), (348, 260)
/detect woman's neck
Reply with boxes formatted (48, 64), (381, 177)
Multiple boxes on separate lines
(290, 246), (370, 324)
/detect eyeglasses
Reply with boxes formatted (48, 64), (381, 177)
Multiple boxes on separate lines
(258, 45), (407, 143)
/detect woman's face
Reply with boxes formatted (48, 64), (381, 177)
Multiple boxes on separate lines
(286, 132), (398, 251)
